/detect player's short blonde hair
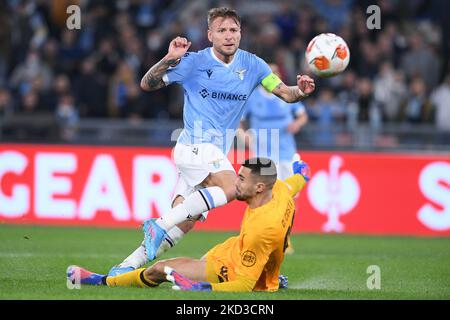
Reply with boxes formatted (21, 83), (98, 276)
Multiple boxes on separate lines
(207, 7), (241, 28)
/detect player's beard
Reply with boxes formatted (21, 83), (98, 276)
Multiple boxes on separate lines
(235, 188), (248, 201)
(235, 187), (254, 201)
(235, 193), (247, 201)
(215, 43), (238, 59)
(222, 45), (237, 55)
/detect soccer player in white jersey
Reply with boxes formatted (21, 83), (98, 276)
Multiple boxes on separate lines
(108, 7), (315, 276)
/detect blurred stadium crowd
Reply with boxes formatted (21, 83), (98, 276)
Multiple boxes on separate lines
(0, 0), (449, 139)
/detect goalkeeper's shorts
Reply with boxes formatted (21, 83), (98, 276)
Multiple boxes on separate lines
(205, 254), (235, 284)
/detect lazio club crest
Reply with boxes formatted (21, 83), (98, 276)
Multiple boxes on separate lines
(234, 69), (246, 80)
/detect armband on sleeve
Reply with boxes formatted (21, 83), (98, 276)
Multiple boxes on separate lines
(261, 73), (282, 92)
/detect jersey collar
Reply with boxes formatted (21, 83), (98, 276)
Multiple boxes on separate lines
(209, 47), (238, 67)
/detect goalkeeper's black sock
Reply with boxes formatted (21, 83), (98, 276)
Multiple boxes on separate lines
(139, 270), (159, 287)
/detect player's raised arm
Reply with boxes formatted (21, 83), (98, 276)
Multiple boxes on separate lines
(271, 75), (316, 103)
(284, 153), (311, 197)
(140, 36), (192, 91)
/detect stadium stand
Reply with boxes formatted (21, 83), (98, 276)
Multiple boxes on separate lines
(0, 0), (449, 150)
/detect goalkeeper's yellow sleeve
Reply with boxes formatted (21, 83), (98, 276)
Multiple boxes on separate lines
(284, 174), (307, 198)
(210, 275), (256, 292)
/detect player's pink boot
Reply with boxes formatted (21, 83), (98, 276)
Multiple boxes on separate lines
(67, 265), (105, 286)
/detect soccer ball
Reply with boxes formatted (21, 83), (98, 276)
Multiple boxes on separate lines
(305, 33), (350, 78)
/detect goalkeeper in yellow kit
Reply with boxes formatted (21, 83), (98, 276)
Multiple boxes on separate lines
(67, 155), (310, 292)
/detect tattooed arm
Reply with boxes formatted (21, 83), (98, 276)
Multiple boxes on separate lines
(140, 58), (180, 91)
(272, 75), (316, 103)
(140, 36), (192, 92)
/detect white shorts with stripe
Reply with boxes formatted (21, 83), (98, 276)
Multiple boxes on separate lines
(172, 143), (235, 220)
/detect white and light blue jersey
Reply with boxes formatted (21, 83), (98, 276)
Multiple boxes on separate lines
(243, 86), (305, 161)
(163, 48), (272, 154)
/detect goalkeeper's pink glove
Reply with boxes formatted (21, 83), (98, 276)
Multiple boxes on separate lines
(164, 266), (212, 292)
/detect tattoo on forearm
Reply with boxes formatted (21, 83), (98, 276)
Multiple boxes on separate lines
(275, 83), (283, 91)
(141, 72), (165, 90)
(141, 58), (179, 91)
(291, 86), (303, 100)
(288, 86), (304, 102)
(274, 83), (304, 103)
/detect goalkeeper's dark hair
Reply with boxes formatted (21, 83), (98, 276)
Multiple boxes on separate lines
(242, 157), (277, 187)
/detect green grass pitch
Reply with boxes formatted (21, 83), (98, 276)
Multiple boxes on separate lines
(0, 224), (449, 300)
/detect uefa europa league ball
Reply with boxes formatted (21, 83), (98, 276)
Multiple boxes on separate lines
(305, 33), (350, 78)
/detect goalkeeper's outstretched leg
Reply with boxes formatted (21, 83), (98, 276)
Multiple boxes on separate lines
(108, 195), (197, 277)
(67, 257), (208, 289)
(144, 257), (207, 284)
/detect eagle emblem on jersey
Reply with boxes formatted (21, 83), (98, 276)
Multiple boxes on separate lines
(234, 69), (247, 80)
(211, 159), (221, 169)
